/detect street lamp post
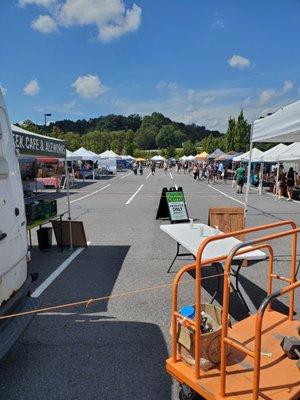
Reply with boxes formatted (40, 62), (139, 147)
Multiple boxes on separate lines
(44, 113), (52, 126)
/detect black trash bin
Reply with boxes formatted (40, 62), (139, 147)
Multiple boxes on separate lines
(37, 227), (52, 250)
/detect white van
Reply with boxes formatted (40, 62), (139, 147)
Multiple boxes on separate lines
(0, 89), (37, 358)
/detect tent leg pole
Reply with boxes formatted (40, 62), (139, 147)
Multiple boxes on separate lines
(244, 128), (253, 218)
(258, 162), (263, 195)
(65, 159), (73, 250)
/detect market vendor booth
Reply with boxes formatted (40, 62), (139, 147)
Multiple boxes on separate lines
(12, 124), (74, 250)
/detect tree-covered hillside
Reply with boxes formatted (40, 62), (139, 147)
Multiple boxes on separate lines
(17, 112), (221, 156)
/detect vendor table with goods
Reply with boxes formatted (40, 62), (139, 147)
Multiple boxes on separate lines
(36, 176), (61, 189)
(160, 222), (266, 311)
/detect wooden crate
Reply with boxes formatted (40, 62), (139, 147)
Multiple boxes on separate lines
(208, 207), (245, 241)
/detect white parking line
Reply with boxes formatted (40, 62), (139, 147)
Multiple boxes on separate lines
(70, 184), (110, 204)
(121, 172), (133, 179)
(126, 184), (144, 205)
(146, 172), (151, 179)
(169, 171), (173, 179)
(208, 184), (245, 205)
(31, 242), (91, 297)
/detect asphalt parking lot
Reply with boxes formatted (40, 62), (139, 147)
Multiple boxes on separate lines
(1, 169), (299, 400)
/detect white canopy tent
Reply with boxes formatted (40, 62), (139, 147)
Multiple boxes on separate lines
(245, 99), (300, 211)
(121, 155), (135, 160)
(73, 147), (98, 161)
(187, 155), (195, 161)
(151, 155), (165, 161)
(233, 148), (264, 163)
(65, 149), (82, 161)
(278, 142), (300, 162)
(98, 149), (120, 158)
(179, 155), (188, 161)
(97, 150), (119, 174)
(252, 100), (300, 143)
(260, 143), (288, 162)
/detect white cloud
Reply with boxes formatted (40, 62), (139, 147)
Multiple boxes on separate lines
(156, 81), (178, 91)
(259, 80), (294, 104)
(228, 55), (251, 69)
(212, 19), (225, 28)
(31, 14), (57, 33)
(23, 79), (40, 95)
(259, 89), (276, 104)
(72, 74), (107, 99)
(21, 0), (142, 42)
(202, 96), (215, 105)
(19, 0), (57, 7)
(63, 100), (76, 109)
(282, 80), (294, 93)
(0, 84), (7, 95)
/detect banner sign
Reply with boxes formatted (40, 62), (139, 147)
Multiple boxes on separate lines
(13, 130), (66, 157)
(166, 190), (189, 223)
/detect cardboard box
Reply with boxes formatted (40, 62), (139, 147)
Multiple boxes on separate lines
(174, 303), (225, 371)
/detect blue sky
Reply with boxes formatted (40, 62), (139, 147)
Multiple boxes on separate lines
(1, 0), (300, 132)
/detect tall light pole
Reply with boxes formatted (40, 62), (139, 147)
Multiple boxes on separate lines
(44, 113), (52, 127)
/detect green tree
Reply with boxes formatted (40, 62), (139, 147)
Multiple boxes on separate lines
(225, 117), (236, 152)
(156, 124), (184, 148)
(200, 134), (216, 154)
(136, 126), (157, 149)
(234, 110), (251, 152)
(165, 145), (176, 158)
(64, 132), (81, 151)
(182, 140), (197, 155)
(123, 130), (137, 156)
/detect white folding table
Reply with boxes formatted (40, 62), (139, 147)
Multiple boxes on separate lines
(160, 222), (267, 311)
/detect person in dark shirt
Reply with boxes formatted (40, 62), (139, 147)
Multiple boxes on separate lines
(235, 164), (246, 194)
(286, 167), (295, 201)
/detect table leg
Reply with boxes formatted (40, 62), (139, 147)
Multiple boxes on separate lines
(232, 262), (250, 312)
(60, 216), (63, 252)
(209, 262), (222, 304)
(167, 242), (180, 273)
(167, 243), (196, 273)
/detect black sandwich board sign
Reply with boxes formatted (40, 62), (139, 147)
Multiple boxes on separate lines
(156, 187), (189, 223)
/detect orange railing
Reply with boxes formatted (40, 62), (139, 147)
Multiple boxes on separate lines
(171, 219), (298, 391)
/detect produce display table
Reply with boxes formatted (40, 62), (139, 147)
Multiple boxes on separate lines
(36, 177), (60, 188)
(27, 212), (67, 251)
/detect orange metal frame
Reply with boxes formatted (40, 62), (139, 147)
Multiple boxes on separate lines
(169, 220), (300, 400)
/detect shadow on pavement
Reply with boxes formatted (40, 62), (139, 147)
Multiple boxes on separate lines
(0, 319), (171, 400)
(197, 266), (291, 321)
(0, 244), (172, 399)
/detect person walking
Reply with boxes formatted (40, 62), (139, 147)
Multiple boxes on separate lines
(163, 161), (168, 174)
(150, 161), (156, 175)
(139, 162), (144, 176)
(207, 164), (213, 184)
(275, 165), (286, 200)
(193, 164), (199, 180)
(235, 163), (246, 194)
(286, 167), (295, 201)
(133, 162), (138, 175)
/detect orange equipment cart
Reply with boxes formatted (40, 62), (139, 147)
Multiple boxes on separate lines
(167, 220), (300, 400)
